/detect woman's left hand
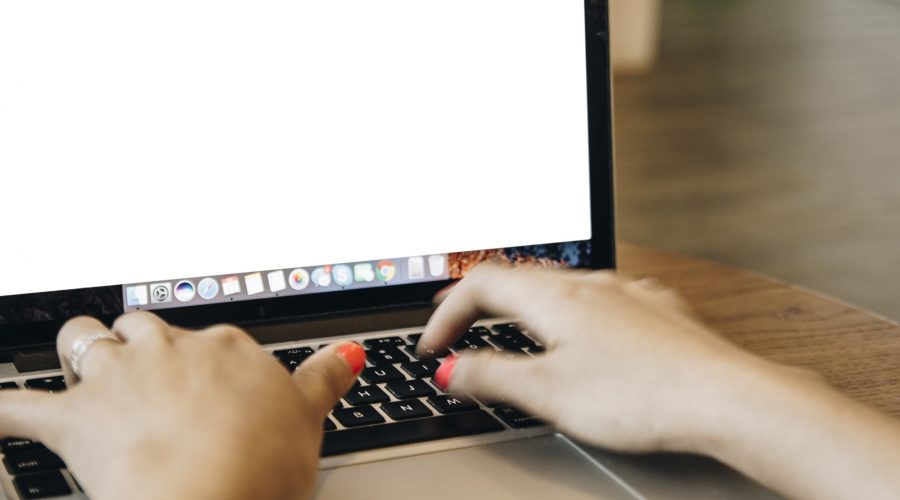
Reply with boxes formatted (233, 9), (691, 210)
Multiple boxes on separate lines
(0, 312), (364, 500)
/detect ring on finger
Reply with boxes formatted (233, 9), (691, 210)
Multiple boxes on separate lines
(70, 331), (122, 378)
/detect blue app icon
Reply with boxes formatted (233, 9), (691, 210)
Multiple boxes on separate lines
(332, 264), (353, 286)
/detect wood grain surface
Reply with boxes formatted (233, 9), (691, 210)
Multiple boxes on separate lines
(618, 243), (900, 417)
(613, 0), (900, 321)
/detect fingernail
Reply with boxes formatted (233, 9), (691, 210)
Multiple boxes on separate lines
(337, 342), (366, 376)
(434, 354), (458, 391)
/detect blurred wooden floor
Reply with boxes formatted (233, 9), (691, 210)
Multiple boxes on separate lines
(613, 0), (900, 321)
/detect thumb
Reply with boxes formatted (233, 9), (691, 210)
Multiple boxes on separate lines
(292, 342), (366, 418)
(437, 351), (550, 414)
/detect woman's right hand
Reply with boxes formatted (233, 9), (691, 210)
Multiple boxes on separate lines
(419, 264), (900, 500)
(417, 264), (808, 454)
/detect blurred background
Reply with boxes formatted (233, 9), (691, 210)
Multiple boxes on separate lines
(610, 0), (900, 320)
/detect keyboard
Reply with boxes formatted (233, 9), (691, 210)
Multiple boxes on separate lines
(0, 322), (545, 499)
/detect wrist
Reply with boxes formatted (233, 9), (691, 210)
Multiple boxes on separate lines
(674, 349), (900, 499)
(665, 347), (827, 457)
(678, 351), (833, 460)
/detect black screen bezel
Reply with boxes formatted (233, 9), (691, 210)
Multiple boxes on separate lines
(0, 0), (613, 352)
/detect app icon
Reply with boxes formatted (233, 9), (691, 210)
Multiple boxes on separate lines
(311, 266), (332, 287)
(288, 268), (310, 290)
(174, 281), (196, 302)
(244, 272), (264, 296)
(333, 265), (353, 286)
(150, 282), (172, 304)
(222, 276), (241, 296)
(428, 254), (446, 277)
(408, 256), (425, 280)
(126, 285), (148, 306)
(267, 270), (287, 293)
(198, 278), (219, 300)
(375, 260), (397, 282)
(354, 263), (375, 283)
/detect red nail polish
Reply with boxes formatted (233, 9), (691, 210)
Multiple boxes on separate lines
(337, 342), (366, 376)
(434, 354), (458, 391)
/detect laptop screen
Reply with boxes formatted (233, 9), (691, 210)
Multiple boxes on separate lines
(0, 0), (612, 346)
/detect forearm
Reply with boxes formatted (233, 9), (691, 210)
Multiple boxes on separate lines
(699, 358), (900, 499)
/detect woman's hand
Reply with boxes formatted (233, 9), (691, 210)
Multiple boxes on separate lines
(418, 264), (900, 500)
(419, 264), (780, 453)
(0, 312), (364, 500)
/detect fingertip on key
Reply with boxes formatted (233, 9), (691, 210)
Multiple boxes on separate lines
(434, 354), (459, 391)
(336, 342), (366, 376)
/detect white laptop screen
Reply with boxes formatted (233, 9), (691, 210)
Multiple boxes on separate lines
(0, 0), (604, 327)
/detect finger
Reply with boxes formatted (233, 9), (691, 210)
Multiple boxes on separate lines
(191, 324), (258, 346)
(419, 264), (583, 355)
(0, 390), (64, 446)
(436, 352), (556, 419)
(292, 342), (365, 419)
(111, 311), (173, 345)
(57, 316), (122, 386)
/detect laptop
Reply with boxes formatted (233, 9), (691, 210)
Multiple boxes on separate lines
(0, 1), (780, 498)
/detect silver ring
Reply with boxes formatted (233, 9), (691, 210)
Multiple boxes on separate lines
(70, 331), (121, 378)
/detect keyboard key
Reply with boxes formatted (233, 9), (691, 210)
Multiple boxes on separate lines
(527, 345), (546, 355)
(494, 406), (544, 428)
(0, 382), (18, 390)
(273, 346), (315, 358)
(381, 400), (433, 420)
(468, 326), (491, 336)
(453, 336), (492, 352)
(476, 397), (510, 408)
(4, 448), (65, 475)
(274, 347), (315, 372)
(0, 438), (39, 453)
(332, 406), (385, 428)
(322, 410), (504, 456)
(279, 357), (307, 373)
(24, 377), (65, 393)
(344, 385), (389, 406)
(324, 417), (337, 431)
(360, 366), (405, 384)
(366, 346), (409, 366)
(13, 470), (72, 499)
(406, 333), (422, 344)
(400, 359), (440, 379)
(427, 394), (479, 414)
(385, 379), (435, 400)
(491, 323), (521, 332)
(363, 336), (406, 349)
(491, 331), (536, 350)
(404, 344), (440, 361)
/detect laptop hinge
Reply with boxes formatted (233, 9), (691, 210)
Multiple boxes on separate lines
(244, 305), (435, 346)
(9, 305), (436, 374)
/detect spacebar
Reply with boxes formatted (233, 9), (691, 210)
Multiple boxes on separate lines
(322, 410), (505, 457)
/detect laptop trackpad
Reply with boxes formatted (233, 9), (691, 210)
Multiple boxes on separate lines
(314, 434), (637, 499)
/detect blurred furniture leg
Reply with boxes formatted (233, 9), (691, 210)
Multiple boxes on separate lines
(610, 0), (662, 75)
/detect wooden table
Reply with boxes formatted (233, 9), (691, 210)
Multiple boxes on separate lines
(618, 243), (900, 417)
